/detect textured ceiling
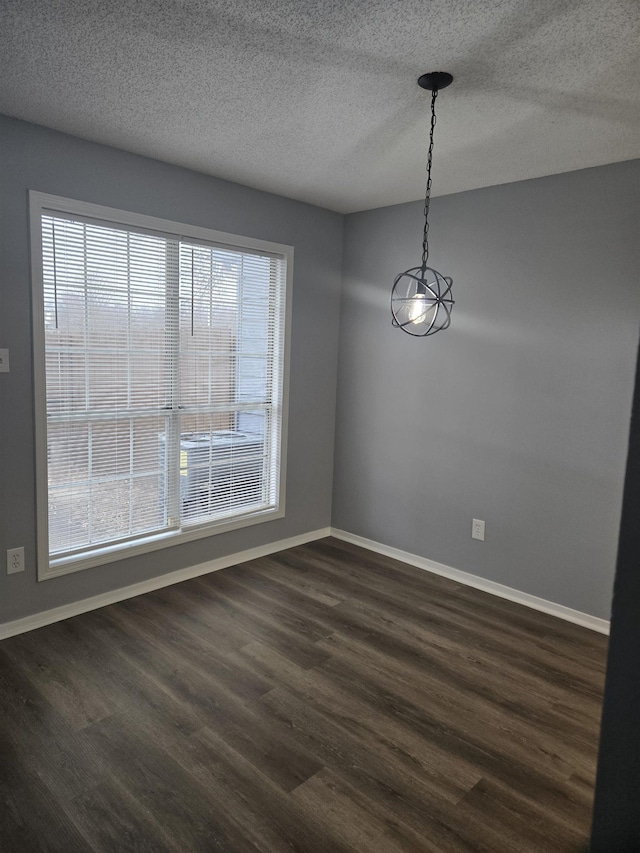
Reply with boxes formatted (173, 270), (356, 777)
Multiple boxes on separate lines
(1, 0), (639, 213)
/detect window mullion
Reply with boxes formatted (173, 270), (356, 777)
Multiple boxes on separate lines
(164, 239), (181, 528)
(83, 222), (94, 544)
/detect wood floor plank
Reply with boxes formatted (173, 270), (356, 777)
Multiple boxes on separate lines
(299, 544), (605, 699)
(64, 777), (182, 853)
(187, 575), (335, 670)
(231, 557), (603, 744)
(163, 723), (355, 853)
(85, 602), (324, 794)
(242, 640), (483, 800)
(260, 683), (541, 853)
(0, 651), (108, 801)
(291, 767), (433, 853)
(81, 714), (241, 852)
(314, 630), (581, 782)
(0, 537), (606, 851)
(0, 737), (93, 852)
(0, 626), (114, 730)
(315, 616), (601, 769)
(456, 776), (589, 852)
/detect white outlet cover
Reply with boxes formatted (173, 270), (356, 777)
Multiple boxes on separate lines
(472, 519), (485, 541)
(7, 546), (25, 574)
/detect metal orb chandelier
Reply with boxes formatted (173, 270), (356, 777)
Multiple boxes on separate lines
(391, 71), (454, 337)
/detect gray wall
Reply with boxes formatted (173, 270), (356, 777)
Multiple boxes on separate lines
(333, 160), (640, 620)
(0, 115), (343, 624)
(2, 113), (638, 627)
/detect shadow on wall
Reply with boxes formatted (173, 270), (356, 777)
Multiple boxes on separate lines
(591, 331), (640, 850)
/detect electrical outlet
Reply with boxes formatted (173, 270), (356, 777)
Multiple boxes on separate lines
(7, 546), (25, 574)
(471, 519), (485, 541)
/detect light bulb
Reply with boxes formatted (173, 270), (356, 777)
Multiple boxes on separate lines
(408, 292), (435, 325)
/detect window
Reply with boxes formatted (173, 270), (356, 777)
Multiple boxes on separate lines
(30, 193), (291, 579)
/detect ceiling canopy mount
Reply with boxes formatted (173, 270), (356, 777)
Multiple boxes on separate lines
(417, 71), (453, 92)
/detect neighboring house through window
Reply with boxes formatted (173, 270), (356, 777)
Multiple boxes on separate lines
(30, 193), (291, 579)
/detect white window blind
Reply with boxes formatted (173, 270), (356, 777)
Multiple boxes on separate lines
(33, 196), (289, 576)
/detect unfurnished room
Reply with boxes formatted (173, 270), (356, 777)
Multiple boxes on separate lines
(1, 1), (639, 851)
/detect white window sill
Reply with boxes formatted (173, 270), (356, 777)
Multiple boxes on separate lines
(39, 504), (285, 580)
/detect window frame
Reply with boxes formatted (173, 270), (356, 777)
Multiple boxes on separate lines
(30, 191), (293, 581)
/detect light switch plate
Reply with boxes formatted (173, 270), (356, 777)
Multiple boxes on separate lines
(0, 348), (9, 373)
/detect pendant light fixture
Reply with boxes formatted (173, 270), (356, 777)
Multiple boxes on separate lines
(391, 71), (454, 337)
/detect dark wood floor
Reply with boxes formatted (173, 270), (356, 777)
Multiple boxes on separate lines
(0, 537), (607, 852)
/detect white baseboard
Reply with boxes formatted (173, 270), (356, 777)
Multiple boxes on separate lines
(0, 527), (331, 641)
(330, 528), (610, 635)
(1, 525), (610, 640)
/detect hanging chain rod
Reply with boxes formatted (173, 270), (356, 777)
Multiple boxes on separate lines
(421, 87), (438, 273)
